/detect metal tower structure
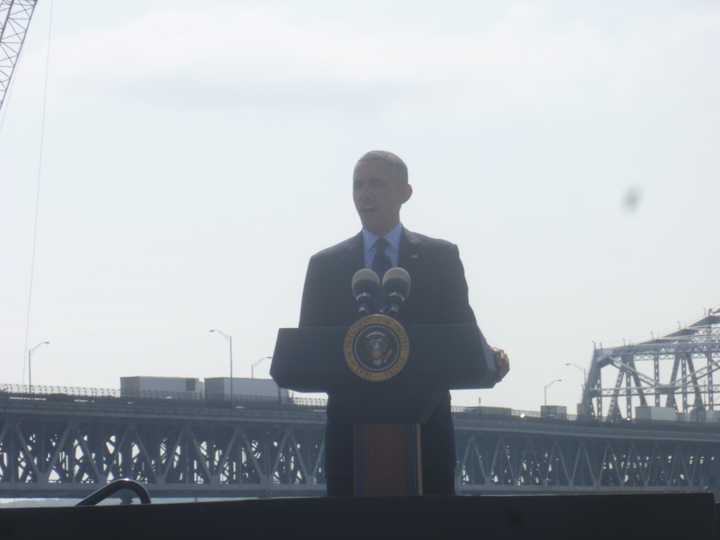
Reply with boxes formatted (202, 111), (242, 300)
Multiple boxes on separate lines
(0, 0), (37, 112)
(581, 309), (720, 421)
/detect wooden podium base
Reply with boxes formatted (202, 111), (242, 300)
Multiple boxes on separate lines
(353, 423), (422, 496)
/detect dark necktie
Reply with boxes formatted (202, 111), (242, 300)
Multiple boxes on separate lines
(371, 237), (392, 278)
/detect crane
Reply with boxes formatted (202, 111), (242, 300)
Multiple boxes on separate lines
(0, 0), (38, 112)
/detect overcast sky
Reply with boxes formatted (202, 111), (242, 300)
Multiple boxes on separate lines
(1, 0), (718, 410)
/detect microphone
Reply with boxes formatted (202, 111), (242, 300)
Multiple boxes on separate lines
(382, 267), (411, 316)
(351, 268), (381, 316)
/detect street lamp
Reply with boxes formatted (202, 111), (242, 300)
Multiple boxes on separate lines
(209, 329), (233, 403)
(564, 362), (587, 390)
(543, 378), (562, 406)
(251, 356), (272, 379)
(28, 340), (50, 393)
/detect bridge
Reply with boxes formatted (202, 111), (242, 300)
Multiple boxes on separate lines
(2, 384), (719, 499)
(582, 310), (720, 420)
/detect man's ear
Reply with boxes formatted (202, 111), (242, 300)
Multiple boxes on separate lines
(402, 183), (413, 204)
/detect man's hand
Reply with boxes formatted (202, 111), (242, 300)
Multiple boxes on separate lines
(492, 347), (510, 382)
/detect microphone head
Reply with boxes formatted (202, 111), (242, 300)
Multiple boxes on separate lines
(382, 267), (411, 300)
(352, 268), (381, 298)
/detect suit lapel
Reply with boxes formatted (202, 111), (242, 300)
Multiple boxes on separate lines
(343, 232), (364, 271)
(398, 229), (426, 321)
(344, 227), (422, 273)
(325, 233), (364, 325)
(399, 228), (422, 275)
(331, 229), (424, 322)
(346, 228), (421, 296)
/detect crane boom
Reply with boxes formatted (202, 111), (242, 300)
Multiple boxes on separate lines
(0, 0), (38, 112)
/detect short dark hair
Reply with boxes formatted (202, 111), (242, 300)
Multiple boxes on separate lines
(355, 150), (408, 184)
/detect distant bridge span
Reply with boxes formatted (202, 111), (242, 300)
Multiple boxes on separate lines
(1, 388), (719, 499)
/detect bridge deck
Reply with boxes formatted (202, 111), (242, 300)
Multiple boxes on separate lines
(2, 391), (719, 499)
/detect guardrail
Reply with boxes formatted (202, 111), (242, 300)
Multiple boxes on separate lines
(0, 383), (329, 408)
(0, 383), (583, 419)
(1, 383), (122, 398)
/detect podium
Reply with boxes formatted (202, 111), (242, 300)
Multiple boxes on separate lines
(271, 316), (499, 496)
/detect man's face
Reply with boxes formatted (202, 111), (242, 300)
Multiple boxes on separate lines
(353, 158), (411, 235)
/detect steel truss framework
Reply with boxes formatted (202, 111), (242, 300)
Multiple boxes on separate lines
(0, 0), (37, 111)
(581, 311), (720, 421)
(2, 397), (720, 499)
(0, 414), (326, 498)
(455, 425), (720, 495)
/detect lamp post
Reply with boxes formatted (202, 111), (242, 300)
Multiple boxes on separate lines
(28, 340), (50, 393)
(209, 329), (233, 403)
(564, 362), (587, 390)
(251, 356), (272, 379)
(543, 378), (562, 406)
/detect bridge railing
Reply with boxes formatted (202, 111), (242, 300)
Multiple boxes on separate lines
(0, 383), (331, 408)
(0, 383), (589, 420)
(0, 383), (124, 399)
(0, 383), (205, 401)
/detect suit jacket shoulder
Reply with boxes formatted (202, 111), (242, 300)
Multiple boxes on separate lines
(299, 233), (362, 327)
(300, 227), (476, 327)
(403, 229), (453, 246)
(311, 229), (455, 263)
(399, 229), (476, 325)
(309, 233), (362, 264)
(403, 229), (458, 255)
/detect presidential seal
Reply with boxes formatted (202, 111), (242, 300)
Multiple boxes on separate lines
(344, 313), (410, 382)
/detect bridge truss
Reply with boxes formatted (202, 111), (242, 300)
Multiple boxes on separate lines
(2, 389), (720, 499)
(580, 310), (720, 421)
(0, 0), (37, 112)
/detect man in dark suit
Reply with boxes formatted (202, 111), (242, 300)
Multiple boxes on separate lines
(299, 150), (508, 496)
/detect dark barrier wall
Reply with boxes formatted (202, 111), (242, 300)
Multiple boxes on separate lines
(0, 493), (715, 540)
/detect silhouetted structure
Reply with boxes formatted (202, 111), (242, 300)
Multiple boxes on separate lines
(581, 310), (720, 421)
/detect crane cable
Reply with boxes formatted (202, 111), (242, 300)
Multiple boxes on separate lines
(22, 0), (53, 386)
